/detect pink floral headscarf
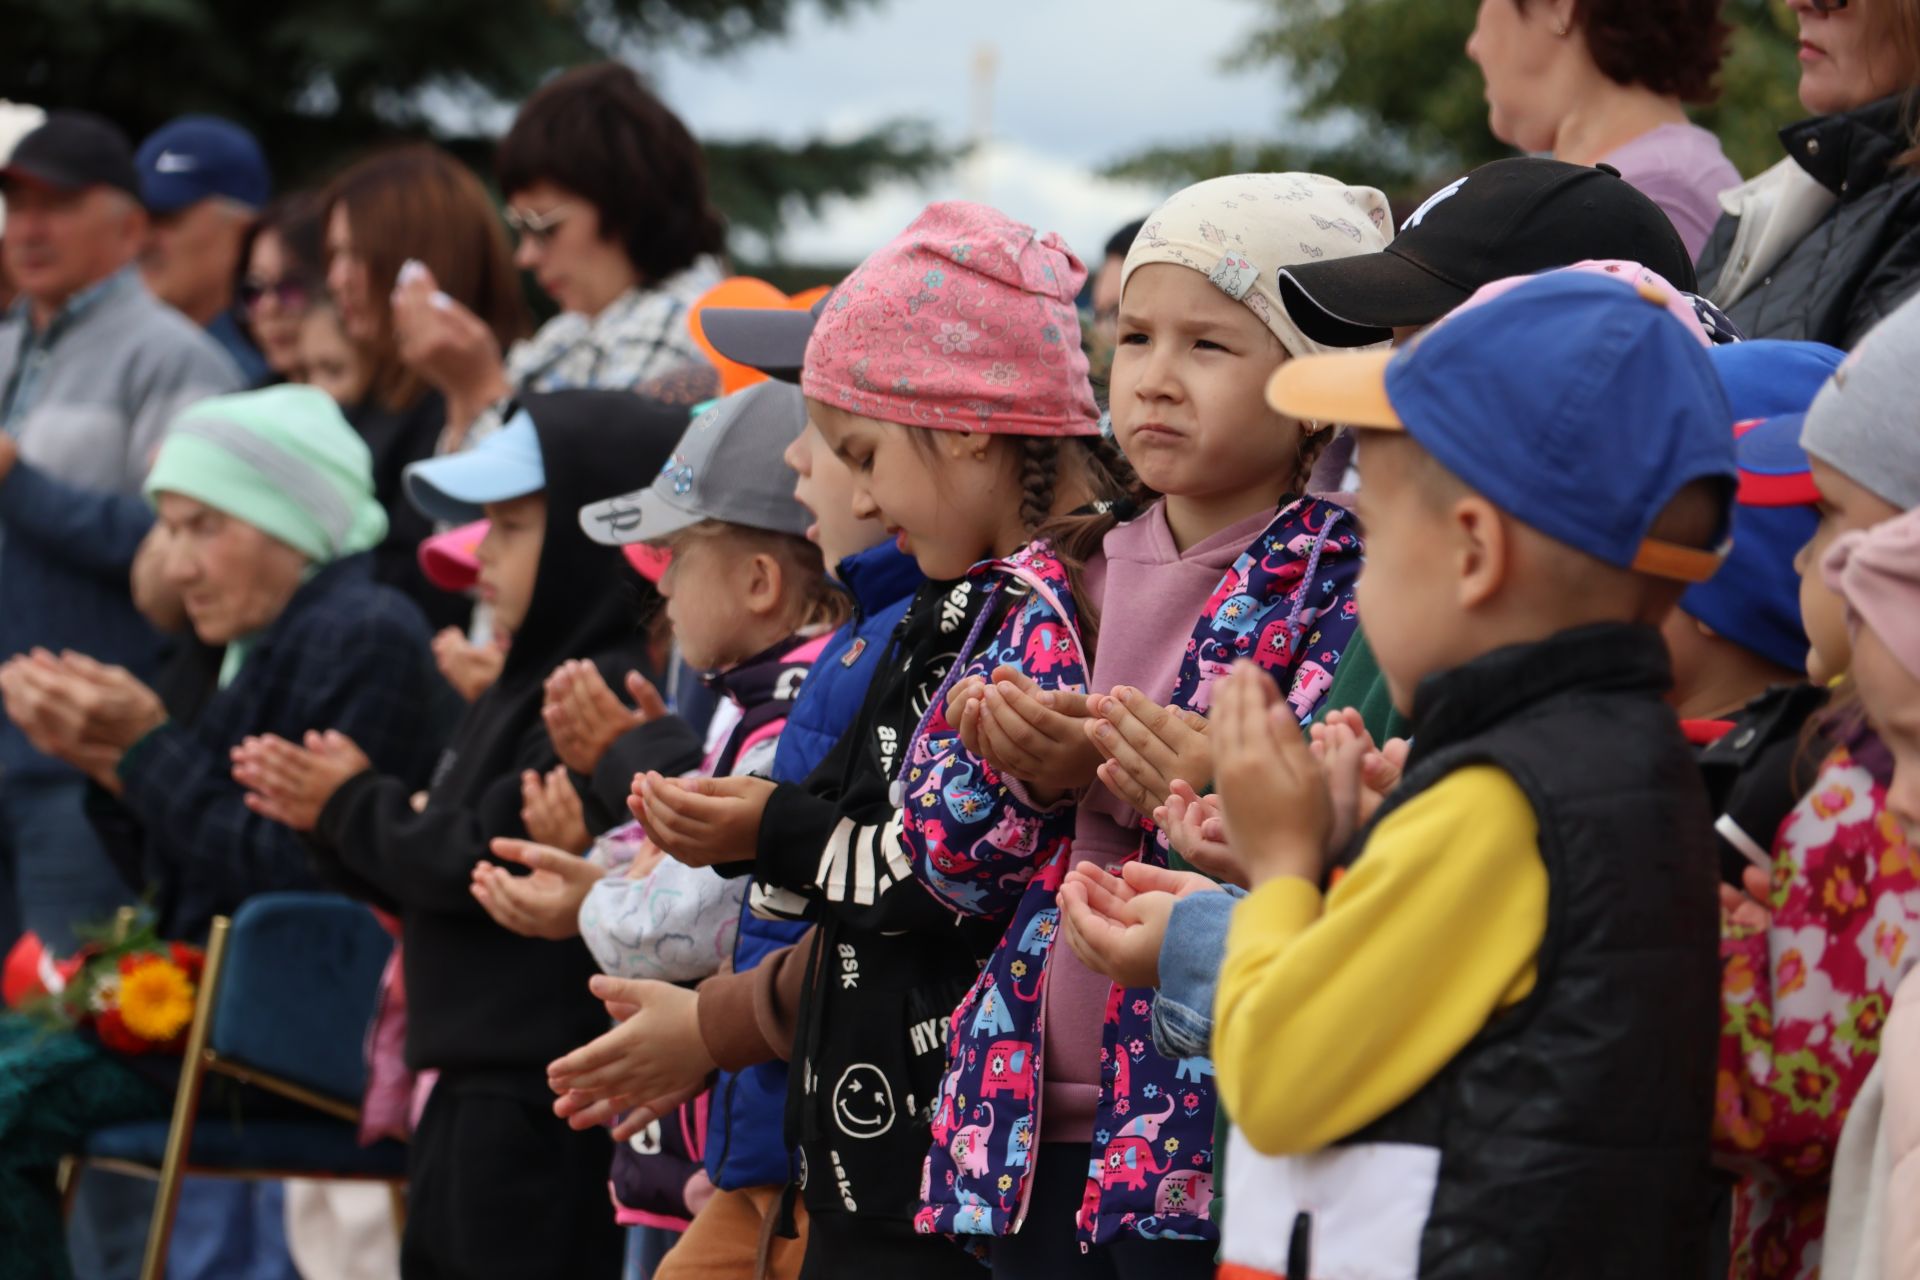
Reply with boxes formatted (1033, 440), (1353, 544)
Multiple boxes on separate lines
(801, 201), (1100, 437)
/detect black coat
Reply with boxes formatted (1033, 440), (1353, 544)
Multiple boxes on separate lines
(346, 389), (468, 634)
(1697, 95), (1920, 347)
(91, 555), (439, 942)
(313, 389), (696, 1073)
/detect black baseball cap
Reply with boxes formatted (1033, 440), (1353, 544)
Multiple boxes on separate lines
(1276, 157), (1697, 349)
(0, 111), (139, 200)
(700, 293), (832, 384)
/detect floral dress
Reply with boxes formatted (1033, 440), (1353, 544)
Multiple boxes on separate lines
(1717, 728), (1920, 1278)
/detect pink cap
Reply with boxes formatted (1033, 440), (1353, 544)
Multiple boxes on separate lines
(1824, 506), (1920, 681)
(418, 520), (487, 593)
(622, 543), (672, 584)
(801, 201), (1099, 437)
(1448, 260), (1710, 347)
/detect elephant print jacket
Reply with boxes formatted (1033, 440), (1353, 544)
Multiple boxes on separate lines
(911, 500), (1363, 1247)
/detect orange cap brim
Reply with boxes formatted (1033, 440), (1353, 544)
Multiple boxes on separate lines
(1265, 350), (1404, 431)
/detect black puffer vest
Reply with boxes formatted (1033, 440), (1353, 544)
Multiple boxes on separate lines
(1317, 626), (1719, 1278)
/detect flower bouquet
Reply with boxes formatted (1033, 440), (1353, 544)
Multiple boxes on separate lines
(3, 917), (204, 1055)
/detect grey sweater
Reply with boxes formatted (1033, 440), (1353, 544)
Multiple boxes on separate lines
(0, 269), (239, 781)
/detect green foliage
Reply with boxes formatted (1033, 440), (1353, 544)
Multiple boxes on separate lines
(1106, 0), (1803, 198)
(708, 123), (954, 254)
(0, 0), (938, 253)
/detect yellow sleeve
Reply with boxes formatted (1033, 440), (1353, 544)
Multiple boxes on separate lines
(1213, 764), (1546, 1156)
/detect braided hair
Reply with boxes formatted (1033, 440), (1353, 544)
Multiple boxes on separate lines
(1022, 433), (1149, 647)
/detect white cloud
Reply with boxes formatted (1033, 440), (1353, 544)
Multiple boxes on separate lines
(644, 0), (1292, 264)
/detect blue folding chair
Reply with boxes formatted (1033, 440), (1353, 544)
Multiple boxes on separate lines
(66, 893), (409, 1280)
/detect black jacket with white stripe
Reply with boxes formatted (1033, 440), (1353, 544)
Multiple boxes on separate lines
(751, 575), (1006, 1252)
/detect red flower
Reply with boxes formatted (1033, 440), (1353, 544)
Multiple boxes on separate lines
(168, 942), (204, 984)
(93, 1007), (148, 1055)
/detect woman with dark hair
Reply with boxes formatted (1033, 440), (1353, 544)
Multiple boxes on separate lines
(237, 191), (326, 383)
(1697, 0), (1920, 347)
(1466, 0), (1741, 255)
(323, 144), (531, 631)
(393, 61), (727, 443)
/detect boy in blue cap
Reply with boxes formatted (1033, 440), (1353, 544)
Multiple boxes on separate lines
(1207, 271), (1735, 1278)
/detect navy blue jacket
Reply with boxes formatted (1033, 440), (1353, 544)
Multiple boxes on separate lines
(93, 555), (439, 941)
(704, 540), (922, 1191)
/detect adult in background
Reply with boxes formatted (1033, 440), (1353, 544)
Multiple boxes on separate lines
(1466, 0), (1741, 257)
(0, 101), (46, 314)
(237, 192), (326, 384)
(0, 111), (238, 960)
(0, 384), (439, 1280)
(322, 144), (530, 632)
(1696, 0), (1920, 345)
(136, 116), (273, 384)
(388, 60), (725, 447)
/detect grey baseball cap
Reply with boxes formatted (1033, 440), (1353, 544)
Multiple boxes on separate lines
(1800, 289), (1920, 512)
(578, 381), (811, 546)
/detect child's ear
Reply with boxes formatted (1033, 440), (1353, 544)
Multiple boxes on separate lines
(1451, 494), (1509, 611)
(743, 552), (785, 617)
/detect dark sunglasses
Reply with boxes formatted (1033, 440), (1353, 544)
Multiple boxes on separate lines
(240, 278), (312, 311)
(1809, 0), (1848, 10)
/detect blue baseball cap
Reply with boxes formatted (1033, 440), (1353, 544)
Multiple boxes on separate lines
(1266, 270), (1736, 582)
(136, 116), (269, 215)
(1708, 340), (1846, 423)
(1677, 416), (1819, 669)
(404, 410), (546, 525)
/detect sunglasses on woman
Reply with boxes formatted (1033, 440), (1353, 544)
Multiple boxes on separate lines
(239, 278), (312, 311)
(1808, 0), (1848, 10)
(504, 203), (576, 247)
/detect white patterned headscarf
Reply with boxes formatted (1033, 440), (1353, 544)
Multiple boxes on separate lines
(1122, 173), (1395, 358)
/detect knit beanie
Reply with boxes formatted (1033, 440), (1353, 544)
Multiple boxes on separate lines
(1800, 288), (1920, 512)
(1824, 506), (1920, 682)
(1122, 173), (1395, 358)
(145, 384), (388, 563)
(801, 201), (1099, 436)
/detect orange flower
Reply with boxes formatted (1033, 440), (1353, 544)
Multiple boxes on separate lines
(116, 957), (195, 1045)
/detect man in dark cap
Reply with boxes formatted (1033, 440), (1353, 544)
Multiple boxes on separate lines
(0, 110), (238, 960)
(136, 115), (272, 382)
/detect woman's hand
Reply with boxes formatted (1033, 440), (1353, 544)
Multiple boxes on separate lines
(390, 260), (511, 440)
(0, 650), (167, 791)
(548, 976), (716, 1141)
(232, 730), (372, 832)
(520, 765), (590, 854)
(470, 837), (603, 940)
(433, 628), (507, 703)
(543, 660), (666, 776)
(628, 773), (773, 868)
(1085, 686), (1211, 819)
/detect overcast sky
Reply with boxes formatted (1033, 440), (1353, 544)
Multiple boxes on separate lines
(646, 0), (1293, 265)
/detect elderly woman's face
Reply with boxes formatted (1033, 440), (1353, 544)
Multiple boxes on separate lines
(154, 493), (310, 645)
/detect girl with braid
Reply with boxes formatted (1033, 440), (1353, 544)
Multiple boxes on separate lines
(898, 176), (1384, 1277)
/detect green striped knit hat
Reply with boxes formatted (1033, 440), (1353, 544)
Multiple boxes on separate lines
(144, 384), (388, 562)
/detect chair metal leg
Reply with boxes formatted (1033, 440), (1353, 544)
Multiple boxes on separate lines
(139, 916), (231, 1280)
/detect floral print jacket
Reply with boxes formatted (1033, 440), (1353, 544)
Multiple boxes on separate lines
(1717, 728), (1920, 1279)
(908, 500), (1362, 1247)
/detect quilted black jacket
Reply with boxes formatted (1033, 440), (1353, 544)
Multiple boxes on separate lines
(1697, 94), (1920, 347)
